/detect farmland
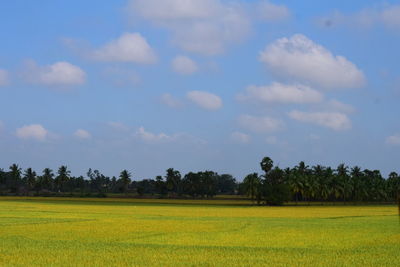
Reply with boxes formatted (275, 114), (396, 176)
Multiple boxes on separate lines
(0, 197), (399, 266)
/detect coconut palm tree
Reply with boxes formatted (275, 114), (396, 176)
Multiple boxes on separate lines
(242, 173), (260, 203)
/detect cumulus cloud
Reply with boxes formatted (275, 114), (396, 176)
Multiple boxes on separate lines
(238, 82), (323, 104)
(326, 99), (355, 114)
(382, 5), (400, 28)
(288, 110), (351, 131)
(23, 60), (86, 86)
(160, 93), (183, 108)
(386, 134), (400, 145)
(172, 56), (198, 75)
(257, 0), (290, 22)
(126, 0), (252, 55)
(16, 124), (48, 141)
(74, 129), (91, 139)
(238, 115), (284, 133)
(136, 127), (171, 143)
(0, 69), (9, 86)
(259, 34), (365, 89)
(92, 33), (157, 64)
(187, 90), (222, 110)
(230, 132), (250, 144)
(318, 4), (400, 29)
(135, 126), (206, 145)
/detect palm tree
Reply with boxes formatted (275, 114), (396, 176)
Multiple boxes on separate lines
(336, 164), (349, 203)
(40, 168), (54, 191)
(119, 170), (131, 194)
(23, 168), (37, 192)
(55, 166), (70, 192)
(260, 157), (273, 174)
(242, 173), (260, 203)
(9, 164), (22, 193)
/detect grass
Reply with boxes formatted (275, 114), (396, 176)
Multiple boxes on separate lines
(0, 197), (399, 266)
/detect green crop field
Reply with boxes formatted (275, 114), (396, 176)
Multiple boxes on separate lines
(0, 197), (399, 266)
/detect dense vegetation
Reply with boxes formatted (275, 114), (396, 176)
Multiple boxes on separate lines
(0, 157), (399, 205)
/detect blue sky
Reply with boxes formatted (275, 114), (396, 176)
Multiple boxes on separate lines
(1, 0), (399, 179)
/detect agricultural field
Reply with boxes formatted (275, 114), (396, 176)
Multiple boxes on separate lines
(0, 197), (399, 266)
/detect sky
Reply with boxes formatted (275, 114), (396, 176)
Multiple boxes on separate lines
(0, 0), (400, 180)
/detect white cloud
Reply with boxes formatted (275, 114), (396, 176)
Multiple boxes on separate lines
(386, 134), (400, 145)
(288, 110), (351, 131)
(0, 69), (9, 86)
(238, 115), (284, 133)
(187, 90), (222, 110)
(74, 129), (91, 139)
(136, 126), (207, 145)
(238, 82), (323, 104)
(16, 124), (48, 141)
(136, 127), (171, 143)
(23, 61), (86, 86)
(257, 1), (290, 22)
(160, 93), (183, 108)
(92, 33), (157, 64)
(326, 99), (355, 114)
(318, 5), (400, 29)
(127, 0), (251, 55)
(381, 5), (400, 28)
(230, 132), (250, 144)
(259, 34), (365, 89)
(172, 56), (198, 75)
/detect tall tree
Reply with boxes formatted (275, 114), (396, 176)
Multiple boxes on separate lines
(119, 170), (131, 194)
(165, 168), (181, 196)
(260, 157), (290, 205)
(8, 164), (22, 193)
(55, 166), (70, 192)
(242, 173), (260, 203)
(39, 168), (54, 191)
(23, 168), (37, 192)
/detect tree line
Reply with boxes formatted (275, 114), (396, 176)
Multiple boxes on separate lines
(0, 157), (399, 205)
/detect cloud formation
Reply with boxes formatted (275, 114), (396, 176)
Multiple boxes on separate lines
(23, 61), (86, 86)
(238, 115), (284, 133)
(92, 33), (157, 64)
(238, 82), (323, 104)
(230, 132), (250, 144)
(74, 129), (91, 139)
(318, 4), (400, 29)
(16, 124), (48, 141)
(325, 99), (355, 114)
(127, 0), (289, 55)
(0, 69), (9, 86)
(257, 0), (290, 22)
(260, 34), (365, 89)
(136, 127), (171, 143)
(288, 110), (351, 131)
(172, 55), (198, 75)
(160, 93), (183, 108)
(187, 90), (222, 110)
(386, 134), (400, 145)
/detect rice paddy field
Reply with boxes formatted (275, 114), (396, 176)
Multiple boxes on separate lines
(0, 197), (399, 266)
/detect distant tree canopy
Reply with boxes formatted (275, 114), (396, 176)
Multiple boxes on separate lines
(0, 156), (399, 206)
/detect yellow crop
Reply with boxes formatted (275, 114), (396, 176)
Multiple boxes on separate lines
(0, 197), (398, 266)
